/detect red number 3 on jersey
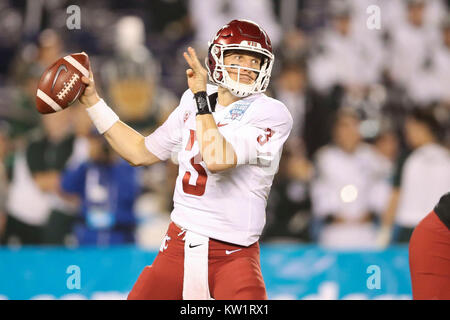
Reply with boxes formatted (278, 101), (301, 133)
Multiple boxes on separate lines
(257, 128), (274, 146)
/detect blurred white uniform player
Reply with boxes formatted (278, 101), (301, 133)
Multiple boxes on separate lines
(311, 109), (391, 249)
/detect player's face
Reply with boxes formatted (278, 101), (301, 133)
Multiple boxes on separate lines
(404, 117), (432, 149)
(443, 27), (450, 48)
(407, 3), (425, 27)
(223, 50), (262, 84)
(333, 114), (361, 152)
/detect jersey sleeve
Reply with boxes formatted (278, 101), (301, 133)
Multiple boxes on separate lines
(144, 90), (192, 160)
(224, 98), (293, 167)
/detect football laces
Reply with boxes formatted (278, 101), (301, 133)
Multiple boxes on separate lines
(57, 73), (80, 101)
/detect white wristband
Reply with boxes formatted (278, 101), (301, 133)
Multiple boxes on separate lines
(86, 99), (120, 134)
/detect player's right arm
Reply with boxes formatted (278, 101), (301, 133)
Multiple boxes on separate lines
(78, 69), (161, 167)
(105, 121), (159, 167)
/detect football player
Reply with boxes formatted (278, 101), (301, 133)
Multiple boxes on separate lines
(79, 19), (293, 300)
(409, 192), (450, 300)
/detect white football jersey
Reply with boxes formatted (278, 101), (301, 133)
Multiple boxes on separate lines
(145, 85), (293, 246)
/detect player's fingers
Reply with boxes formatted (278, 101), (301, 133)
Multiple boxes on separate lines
(81, 76), (90, 85)
(187, 47), (202, 70)
(80, 51), (94, 81)
(188, 47), (198, 59)
(183, 52), (195, 70)
(186, 69), (194, 78)
(184, 47), (203, 72)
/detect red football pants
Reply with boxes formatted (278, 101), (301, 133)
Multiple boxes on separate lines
(409, 211), (450, 300)
(127, 222), (267, 300)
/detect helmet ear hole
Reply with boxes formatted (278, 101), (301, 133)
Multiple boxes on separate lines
(214, 70), (222, 81)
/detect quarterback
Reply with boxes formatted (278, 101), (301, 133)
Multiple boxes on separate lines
(79, 19), (293, 300)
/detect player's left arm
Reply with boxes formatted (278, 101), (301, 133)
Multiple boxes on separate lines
(195, 113), (238, 172)
(184, 47), (237, 173)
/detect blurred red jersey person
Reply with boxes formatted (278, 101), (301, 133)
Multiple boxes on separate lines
(409, 192), (450, 299)
(77, 19), (292, 299)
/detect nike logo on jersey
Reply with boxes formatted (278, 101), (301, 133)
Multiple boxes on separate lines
(217, 122), (229, 127)
(225, 249), (242, 255)
(189, 243), (202, 248)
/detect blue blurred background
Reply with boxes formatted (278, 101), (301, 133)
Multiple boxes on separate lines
(0, 245), (411, 300)
(0, 0), (449, 300)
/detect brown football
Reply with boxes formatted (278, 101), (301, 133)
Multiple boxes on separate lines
(36, 52), (90, 114)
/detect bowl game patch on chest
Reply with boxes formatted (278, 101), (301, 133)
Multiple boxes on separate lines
(224, 102), (251, 121)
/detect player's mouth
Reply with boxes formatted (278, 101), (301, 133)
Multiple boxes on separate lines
(228, 71), (255, 84)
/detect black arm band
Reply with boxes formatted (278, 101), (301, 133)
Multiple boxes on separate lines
(194, 91), (212, 115)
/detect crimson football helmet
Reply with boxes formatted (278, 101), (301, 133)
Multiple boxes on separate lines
(206, 19), (275, 98)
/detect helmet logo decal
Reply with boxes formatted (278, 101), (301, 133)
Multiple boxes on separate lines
(241, 40), (262, 49)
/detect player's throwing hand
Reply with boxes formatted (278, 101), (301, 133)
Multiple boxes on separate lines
(183, 47), (207, 94)
(79, 62), (100, 107)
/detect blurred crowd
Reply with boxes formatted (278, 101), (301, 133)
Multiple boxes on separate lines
(0, 0), (449, 250)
